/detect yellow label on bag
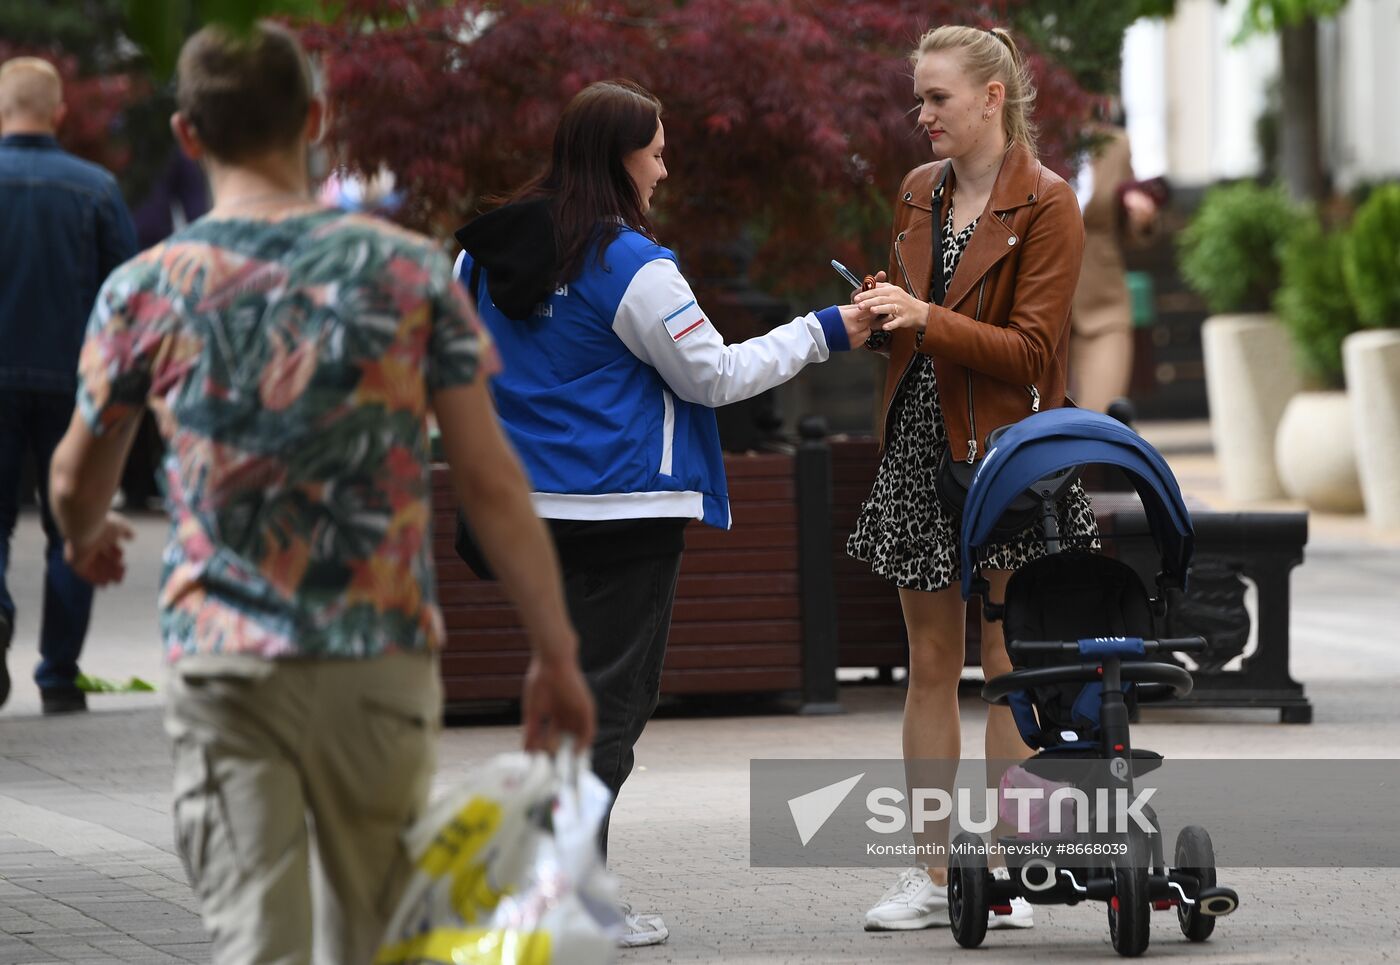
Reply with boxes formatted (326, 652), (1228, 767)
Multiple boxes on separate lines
(375, 927), (551, 965)
(417, 797), (512, 924)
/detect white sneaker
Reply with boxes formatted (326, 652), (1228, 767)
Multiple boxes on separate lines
(864, 867), (949, 931)
(617, 901), (669, 947)
(988, 867), (1035, 929)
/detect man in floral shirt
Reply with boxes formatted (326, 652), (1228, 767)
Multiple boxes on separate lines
(48, 22), (593, 964)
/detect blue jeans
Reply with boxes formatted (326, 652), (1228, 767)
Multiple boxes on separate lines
(0, 389), (93, 690)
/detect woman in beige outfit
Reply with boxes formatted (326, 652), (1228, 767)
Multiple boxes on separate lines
(1069, 125), (1160, 413)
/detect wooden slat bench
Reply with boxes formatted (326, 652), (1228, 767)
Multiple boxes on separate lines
(434, 431), (1310, 722)
(433, 452), (808, 709)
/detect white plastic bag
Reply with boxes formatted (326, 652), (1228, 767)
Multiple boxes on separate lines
(375, 744), (620, 965)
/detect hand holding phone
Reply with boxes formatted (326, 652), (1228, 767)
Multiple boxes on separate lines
(832, 260), (889, 350)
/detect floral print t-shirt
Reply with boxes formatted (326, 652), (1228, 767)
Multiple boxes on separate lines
(77, 205), (497, 662)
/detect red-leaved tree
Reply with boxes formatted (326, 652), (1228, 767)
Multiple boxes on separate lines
(301, 1), (1098, 301)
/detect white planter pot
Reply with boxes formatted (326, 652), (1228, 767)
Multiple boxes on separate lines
(1343, 329), (1400, 528)
(1275, 390), (1364, 513)
(1201, 313), (1302, 502)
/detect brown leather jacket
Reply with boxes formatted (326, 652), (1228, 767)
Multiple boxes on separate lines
(878, 143), (1085, 463)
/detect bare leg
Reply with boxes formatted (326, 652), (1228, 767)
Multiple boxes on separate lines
(1069, 327), (1133, 414)
(980, 571), (1030, 762)
(980, 570), (1031, 853)
(898, 584), (967, 887)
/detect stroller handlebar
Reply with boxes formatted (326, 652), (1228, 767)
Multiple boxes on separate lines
(983, 660), (1196, 704)
(1007, 636), (1209, 657)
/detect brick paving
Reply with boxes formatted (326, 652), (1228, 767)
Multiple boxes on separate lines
(3, 421), (1399, 963)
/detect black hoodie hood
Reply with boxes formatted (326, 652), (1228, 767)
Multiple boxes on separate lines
(453, 199), (558, 321)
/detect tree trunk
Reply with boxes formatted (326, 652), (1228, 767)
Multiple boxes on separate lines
(1277, 17), (1327, 203)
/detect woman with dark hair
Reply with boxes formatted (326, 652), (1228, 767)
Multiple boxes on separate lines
(454, 78), (867, 946)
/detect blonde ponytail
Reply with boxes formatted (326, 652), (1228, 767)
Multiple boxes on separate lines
(913, 25), (1038, 156)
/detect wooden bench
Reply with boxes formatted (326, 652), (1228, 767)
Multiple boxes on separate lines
(434, 431), (1311, 722)
(433, 452), (814, 709)
(829, 436), (908, 676)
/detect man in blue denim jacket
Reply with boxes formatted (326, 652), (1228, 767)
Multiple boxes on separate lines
(0, 57), (137, 714)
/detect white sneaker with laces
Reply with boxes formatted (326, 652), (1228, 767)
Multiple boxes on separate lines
(617, 901), (669, 947)
(988, 867), (1035, 929)
(864, 867), (949, 931)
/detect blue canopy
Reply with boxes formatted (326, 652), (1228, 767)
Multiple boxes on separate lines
(959, 408), (1194, 599)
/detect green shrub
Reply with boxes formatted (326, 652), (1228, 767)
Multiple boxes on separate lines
(1342, 182), (1400, 327)
(1177, 181), (1307, 313)
(1275, 216), (1362, 388)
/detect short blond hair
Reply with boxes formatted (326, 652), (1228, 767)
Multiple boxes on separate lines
(914, 26), (1038, 157)
(0, 57), (63, 122)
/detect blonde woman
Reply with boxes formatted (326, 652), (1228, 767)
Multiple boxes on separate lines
(848, 25), (1092, 931)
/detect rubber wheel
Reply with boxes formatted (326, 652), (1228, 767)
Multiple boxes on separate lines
(1175, 825), (1218, 942)
(948, 832), (989, 949)
(1109, 832), (1150, 957)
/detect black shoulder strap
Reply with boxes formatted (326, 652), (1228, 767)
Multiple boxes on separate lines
(929, 165), (952, 307)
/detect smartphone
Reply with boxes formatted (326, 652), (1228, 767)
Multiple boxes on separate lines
(831, 259), (864, 291)
(832, 260), (891, 350)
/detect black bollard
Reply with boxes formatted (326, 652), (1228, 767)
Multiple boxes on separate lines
(796, 415), (841, 714)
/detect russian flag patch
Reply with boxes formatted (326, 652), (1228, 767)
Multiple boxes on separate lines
(662, 299), (707, 341)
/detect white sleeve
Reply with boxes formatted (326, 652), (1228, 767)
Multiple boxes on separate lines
(611, 258), (839, 408)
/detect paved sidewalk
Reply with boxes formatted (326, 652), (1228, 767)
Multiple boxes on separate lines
(3, 421), (1399, 963)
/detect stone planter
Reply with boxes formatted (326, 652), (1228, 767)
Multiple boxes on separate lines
(1275, 390), (1364, 513)
(1201, 313), (1302, 501)
(1343, 329), (1400, 528)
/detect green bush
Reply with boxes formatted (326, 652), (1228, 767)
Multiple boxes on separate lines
(1342, 183), (1400, 327)
(1275, 216), (1361, 388)
(1177, 181), (1307, 313)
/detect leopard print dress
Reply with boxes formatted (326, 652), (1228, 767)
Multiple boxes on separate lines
(846, 205), (1099, 593)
